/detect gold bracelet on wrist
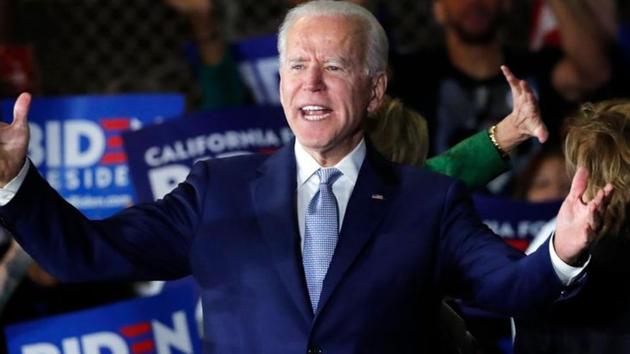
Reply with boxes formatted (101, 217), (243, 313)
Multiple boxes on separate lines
(488, 124), (508, 158)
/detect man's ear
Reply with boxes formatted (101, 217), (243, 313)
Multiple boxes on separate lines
(367, 72), (388, 115)
(433, 0), (446, 25)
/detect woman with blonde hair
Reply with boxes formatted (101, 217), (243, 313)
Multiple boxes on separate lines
(515, 100), (630, 354)
(366, 94), (514, 188)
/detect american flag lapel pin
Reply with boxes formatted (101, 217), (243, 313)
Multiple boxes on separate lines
(371, 194), (384, 200)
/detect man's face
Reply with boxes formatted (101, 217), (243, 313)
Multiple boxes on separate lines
(279, 15), (385, 165)
(435, 0), (505, 44)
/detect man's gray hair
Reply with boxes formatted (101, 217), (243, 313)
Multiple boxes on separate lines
(277, 0), (389, 77)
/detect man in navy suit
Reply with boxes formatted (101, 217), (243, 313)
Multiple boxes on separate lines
(0, 1), (612, 353)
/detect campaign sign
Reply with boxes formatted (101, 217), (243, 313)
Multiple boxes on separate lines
(5, 282), (201, 354)
(122, 105), (292, 202)
(472, 194), (562, 251)
(232, 34), (280, 106)
(0, 94), (185, 219)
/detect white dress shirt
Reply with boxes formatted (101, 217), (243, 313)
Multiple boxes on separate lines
(1, 150), (584, 285)
(0, 160), (30, 206)
(294, 139), (365, 252)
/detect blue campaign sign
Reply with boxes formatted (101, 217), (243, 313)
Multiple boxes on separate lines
(122, 105), (292, 202)
(0, 94), (185, 219)
(472, 194), (561, 251)
(231, 34), (280, 106)
(5, 282), (201, 354)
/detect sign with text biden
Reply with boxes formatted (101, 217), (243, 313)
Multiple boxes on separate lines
(5, 283), (201, 354)
(1, 94), (184, 219)
(122, 106), (292, 202)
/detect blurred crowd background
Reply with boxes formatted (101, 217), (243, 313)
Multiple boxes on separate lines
(0, 0), (558, 98)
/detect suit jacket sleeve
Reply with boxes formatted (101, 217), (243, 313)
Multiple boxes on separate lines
(437, 179), (565, 315)
(0, 160), (211, 282)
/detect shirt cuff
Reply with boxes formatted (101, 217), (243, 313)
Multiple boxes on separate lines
(0, 160), (30, 206)
(548, 232), (589, 286)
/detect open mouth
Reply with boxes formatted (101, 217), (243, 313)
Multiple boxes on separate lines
(300, 105), (332, 121)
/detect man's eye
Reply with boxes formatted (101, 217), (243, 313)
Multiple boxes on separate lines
(291, 64), (304, 70)
(326, 65), (341, 72)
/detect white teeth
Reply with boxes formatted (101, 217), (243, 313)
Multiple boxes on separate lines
(304, 113), (329, 121)
(301, 105), (328, 111)
(300, 105), (331, 121)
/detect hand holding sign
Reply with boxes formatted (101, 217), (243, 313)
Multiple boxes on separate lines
(0, 92), (30, 187)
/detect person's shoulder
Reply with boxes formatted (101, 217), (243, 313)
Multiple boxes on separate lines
(385, 164), (473, 215)
(192, 152), (271, 182)
(202, 152), (267, 168)
(395, 162), (461, 193)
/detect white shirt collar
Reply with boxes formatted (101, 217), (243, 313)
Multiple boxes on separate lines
(294, 139), (365, 186)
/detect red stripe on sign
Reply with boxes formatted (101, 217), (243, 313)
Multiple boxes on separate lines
(131, 340), (155, 354)
(101, 118), (130, 131)
(101, 152), (127, 164)
(107, 135), (122, 149)
(120, 322), (151, 337)
(107, 136), (123, 148)
(505, 239), (529, 252)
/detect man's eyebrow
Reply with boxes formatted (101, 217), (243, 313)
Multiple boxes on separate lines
(287, 57), (308, 63)
(286, 56), (351, 65)
(323, 57), (350, 66)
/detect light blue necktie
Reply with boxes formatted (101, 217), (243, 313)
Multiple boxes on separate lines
(303, 167), (343, 312)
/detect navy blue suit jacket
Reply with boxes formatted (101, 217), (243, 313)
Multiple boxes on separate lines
(0, 142), (566, 353)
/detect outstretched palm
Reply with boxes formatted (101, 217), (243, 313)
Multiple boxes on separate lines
(555, 167), (614, 264)
(0, 93), (30, 186)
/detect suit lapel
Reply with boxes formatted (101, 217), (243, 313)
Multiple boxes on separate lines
(316, 146), (396, 317)
(250, 143), (312, 321)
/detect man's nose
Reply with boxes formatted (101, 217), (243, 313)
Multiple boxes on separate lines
(303, 67), (325, 91)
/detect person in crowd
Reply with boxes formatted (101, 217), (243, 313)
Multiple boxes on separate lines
(389, 0), (613, 168)
(163, 0), (246, 110)
(517, 145), (571, 256)
(514, 100), (630, 354)
(512, 145), (570, 203)
(0, 2), (612, 353)
(368, 67), (546, 189)
(166, 0), (548, 191)
(365, 86), (545, 354)
(167, 0), (591, 196)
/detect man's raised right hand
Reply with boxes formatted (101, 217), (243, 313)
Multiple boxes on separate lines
(0, 92), (30, 187)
